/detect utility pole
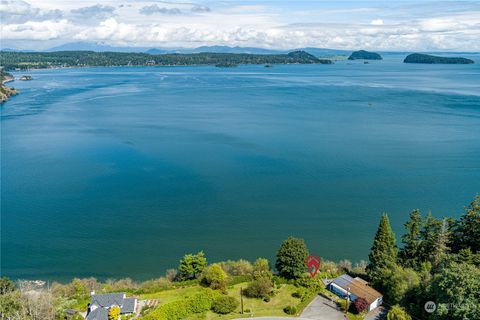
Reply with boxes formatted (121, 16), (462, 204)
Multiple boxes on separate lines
(240, 287), (244, 314)
(346, 287), (350, 315)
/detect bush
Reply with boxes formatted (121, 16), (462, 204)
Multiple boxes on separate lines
(244, 277), (273, 298)
(108, 306), (121, 320)
(188, 290), (216, 313)
(220, 259), (253, 276)
(137, 277), (171, 293)
(295, 274), (322, 292)
(142, 289), (217, 320)
(349, 297), (368, 314)
(387, 305), (412, 320)
(165, 269), (178, 282)
(201, 264), (228, 290)
(211, 296), (239, 314)
(283, 306), (297, 315)
(292, 291), (303, 298)
(263, 295), (271, 302)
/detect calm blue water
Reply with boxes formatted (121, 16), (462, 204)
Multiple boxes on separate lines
(2, 55), (480, 281)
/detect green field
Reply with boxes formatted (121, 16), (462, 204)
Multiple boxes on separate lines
(138, 282), (308, 319)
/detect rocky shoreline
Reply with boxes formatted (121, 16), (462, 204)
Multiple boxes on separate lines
(1, 71), (18, 103)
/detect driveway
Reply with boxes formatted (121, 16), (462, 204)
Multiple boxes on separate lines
(300, 295), (346, 320)
(364, 307), (386, 320)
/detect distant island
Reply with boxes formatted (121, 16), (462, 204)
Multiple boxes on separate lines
(0, 50), (333, 71)
(404, 53), (475, 64)
(19, 75), (33, 80)
(348, 50), (382, 60)
(0, 70), (17, 103)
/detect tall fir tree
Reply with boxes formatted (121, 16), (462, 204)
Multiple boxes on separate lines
(452, 195), (480, 253)
(431, 218), (451, 269)
(399, 209), (423, 268)
(419, 213), (442, 264)
(366, 214), (398, 287)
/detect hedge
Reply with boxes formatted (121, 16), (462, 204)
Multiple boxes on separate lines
(142, 289), (219, 320)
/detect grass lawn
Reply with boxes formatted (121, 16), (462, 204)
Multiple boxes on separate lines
(200, 283), (301, 319)
(139, 285), (201, 303)
(138, 282), (306, 319)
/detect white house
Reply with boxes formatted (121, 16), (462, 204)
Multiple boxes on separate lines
(328, 274), (383, 312)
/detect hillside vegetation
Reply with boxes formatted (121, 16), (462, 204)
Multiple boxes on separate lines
(348, 50), (382, 60)
(0, 196), (479, 320)
(0, 50), (332, 70)
(0, 70), (17, 103)
(404, 53), (474, 64)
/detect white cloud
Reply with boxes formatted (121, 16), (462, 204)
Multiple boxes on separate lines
(139, 4), (182, 15)
(70, 4), (116, 23)
(1, 0), (479, 51)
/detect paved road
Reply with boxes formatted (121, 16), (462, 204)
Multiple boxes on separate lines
(300, 295), (346, 320)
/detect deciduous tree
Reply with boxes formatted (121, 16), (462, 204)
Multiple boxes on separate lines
(387, 305), (412, 320)
(200, 264), (227, 290)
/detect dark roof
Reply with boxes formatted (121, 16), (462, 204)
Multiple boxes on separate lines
(331, 274), (354, 290)
(91, 293), (125, 308)
(86, 307), (109, 320)
(87, 293), (137, 320)
(121, 298), (136, 314)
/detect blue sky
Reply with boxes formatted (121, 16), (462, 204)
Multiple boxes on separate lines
(1, 0), (479, 51)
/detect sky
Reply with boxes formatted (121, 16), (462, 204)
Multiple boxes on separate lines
(1, 0), (479, 51)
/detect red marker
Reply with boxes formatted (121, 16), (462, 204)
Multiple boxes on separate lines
(305, 255), (321, 278)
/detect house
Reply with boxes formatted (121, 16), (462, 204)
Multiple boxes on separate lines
(327, 274), (383, 312)
(86, 292), (137, 320)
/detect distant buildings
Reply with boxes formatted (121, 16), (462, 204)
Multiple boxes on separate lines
(327, 274), (383, 312)
(86, 292), (137, 320)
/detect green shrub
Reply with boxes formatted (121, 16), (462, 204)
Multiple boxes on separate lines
(200, 264), (228, 290)
(211, 296), (239, 314)
(263, 295), (271, 302)
(219, 259), (253, 276)
(143, 289), (218, 320)
(283, 306), (297, 315)
(292, 291), (303, 298)
(188, 290), (215, 313)
(244, 277), (273, 298)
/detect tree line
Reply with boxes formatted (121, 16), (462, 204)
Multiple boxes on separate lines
(0, 51), (332, 70)
(0, 195), (478, 319)
(368, 196), (480, 320)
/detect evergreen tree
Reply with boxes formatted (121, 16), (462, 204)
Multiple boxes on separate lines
(275, 237), (309, 279)
(419, 213), (442, 264)
(366, 214), (398, 287)
(430, 262), (480, 320)
(399, 210), (423, 268)
(452, 195), (480, 253)
(431, 219), (451, 269)
(178, 251), (207, 280)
